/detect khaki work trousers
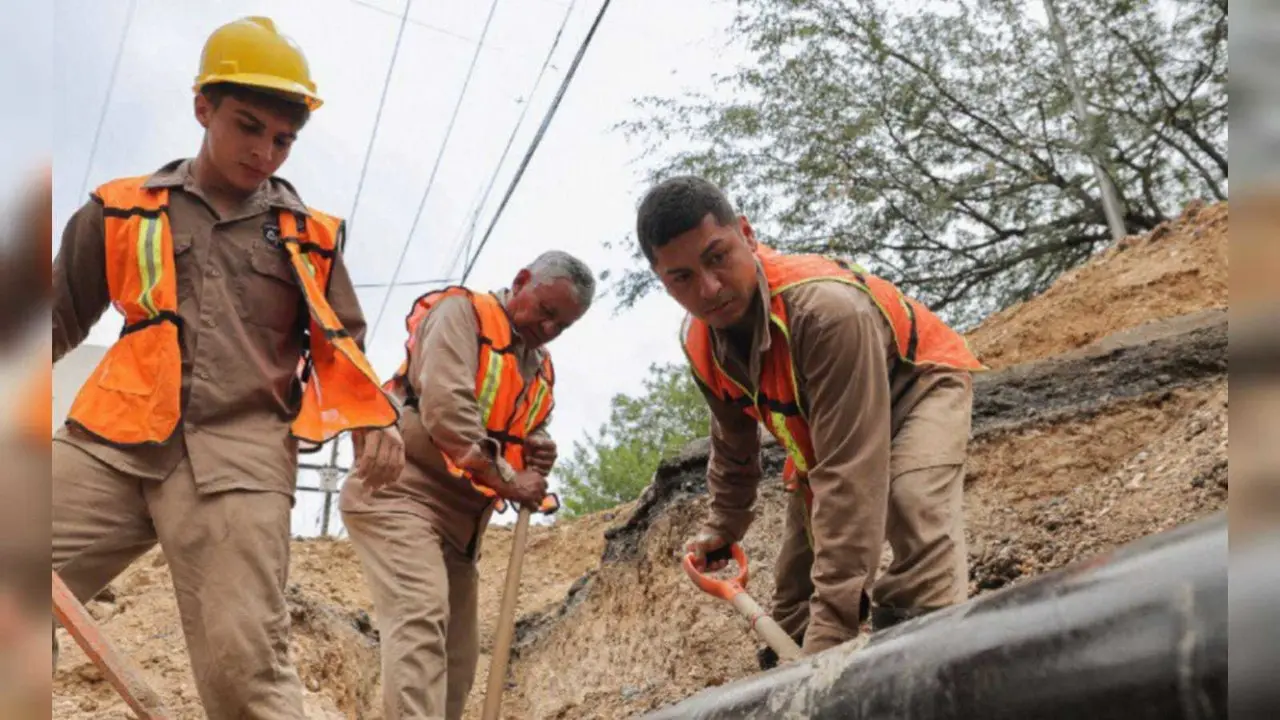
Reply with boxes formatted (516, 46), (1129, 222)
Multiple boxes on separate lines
(51, 442), (304, 719)
(769, 372), (972, 642)
(342, 508), (480, 720)
(770, 461), (969, 641)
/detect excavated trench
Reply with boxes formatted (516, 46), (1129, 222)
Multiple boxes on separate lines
(497, 310), (1228, 718)
(548, 309), (1226, 602)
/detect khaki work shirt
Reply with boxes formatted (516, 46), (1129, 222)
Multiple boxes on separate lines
(341, 288), (551, 558)
(698, 262), (972, 649)
(52, 158), (369, 498)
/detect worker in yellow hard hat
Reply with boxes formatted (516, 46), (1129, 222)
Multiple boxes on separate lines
(193, 15), (324, 110)
(51, 16), (404, 719)
(186, 16), (325, 195)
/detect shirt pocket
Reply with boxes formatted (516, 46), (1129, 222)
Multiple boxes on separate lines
(172, 232), (194, 257)
(236, 239), (304, 332)
(171, 232), (195, 302)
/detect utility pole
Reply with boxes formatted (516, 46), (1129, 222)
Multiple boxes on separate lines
(1042, 0), (1128, 243)
(299, 439), (349, 538)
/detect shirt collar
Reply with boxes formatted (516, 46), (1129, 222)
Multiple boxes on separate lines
(492, 287), (527, 352)
(708, 256), (773, 360)
(141, 158), (310, 216)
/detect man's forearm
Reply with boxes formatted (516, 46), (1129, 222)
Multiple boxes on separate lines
(701, 388), (763, 542)
(448, 436), (515, 489)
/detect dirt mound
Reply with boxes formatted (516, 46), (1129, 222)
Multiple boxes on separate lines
(966, 200), (1227, 370)
(51, 546), (381, 719)
(485, 313), (1229, 719)
(51, 507), (624, 718)
(966, 381), (1227, 592)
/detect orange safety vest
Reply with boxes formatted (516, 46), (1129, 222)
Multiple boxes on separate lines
(683, 245), (985, 496)
(20, 365), (52, 446)
(387, 286), (560, 514)
(65, 175), (398, 448)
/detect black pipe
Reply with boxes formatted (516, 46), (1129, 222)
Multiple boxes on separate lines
(642, 511), (1228, 720)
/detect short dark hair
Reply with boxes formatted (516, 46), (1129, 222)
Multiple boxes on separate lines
(201, 82), (311, 128)
(635, 175), (737, 264)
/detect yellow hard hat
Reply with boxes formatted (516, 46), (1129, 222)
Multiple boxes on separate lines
(193, 16), (323, 110)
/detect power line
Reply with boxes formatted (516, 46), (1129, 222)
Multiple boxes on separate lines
(346, 0), (414, 236)
(366, 0), (505, 343)
(79, 0), (138, 200)
(446, 0), (580, 280)
(353, 276), (457, 289)
(345, 0), (473, 45)
(459, 0), (614, 285)
(442, 178), (498, 281)
(344, 0), (557, 54)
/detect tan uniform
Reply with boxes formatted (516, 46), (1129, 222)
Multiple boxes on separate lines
(699, 270), (973, 654)
(52, 159), (369, 719)
(340, 289), (548, 720)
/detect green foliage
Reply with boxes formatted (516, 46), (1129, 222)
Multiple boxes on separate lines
(555, 362), (710, 518)
(610, 0), (1228, 329)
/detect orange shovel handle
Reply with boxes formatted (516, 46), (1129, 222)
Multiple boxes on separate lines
(681, 543), (750, 601)
(680, 544), (804, 662)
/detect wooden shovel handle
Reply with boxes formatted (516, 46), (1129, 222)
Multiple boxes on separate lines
(480, 505), (533, 720)
(52, 570), (173, 719)
(680, 544), (803, 661)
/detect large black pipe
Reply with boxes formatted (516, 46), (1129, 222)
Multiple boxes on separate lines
(642, 511), (1228, 720)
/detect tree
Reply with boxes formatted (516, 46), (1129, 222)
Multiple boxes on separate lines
(610, 0), (1227, 328)
(556, 362), (710, 517)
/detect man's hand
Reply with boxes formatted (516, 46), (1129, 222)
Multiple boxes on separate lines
(684, 530), (732, 572)
(498, 468), (548, 508)
(352, 425), (405, 492)
(524, 435), (558, 476)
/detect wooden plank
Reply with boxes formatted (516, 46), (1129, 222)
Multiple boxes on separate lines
(52, 570), (173, 719)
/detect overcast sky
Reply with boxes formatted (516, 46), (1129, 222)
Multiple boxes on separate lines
(48, 0), (748, 535)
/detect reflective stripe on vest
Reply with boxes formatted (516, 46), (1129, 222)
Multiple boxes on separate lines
(683, 245), (986, 492)
(273, 210), (400, 447)
(65, 176), (398, 447)
(388, 286), (558, 514)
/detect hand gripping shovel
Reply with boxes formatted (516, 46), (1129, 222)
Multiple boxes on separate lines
(480, 493), (560, 720)
(682, 543), (802, 663)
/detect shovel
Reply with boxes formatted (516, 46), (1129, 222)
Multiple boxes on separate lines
(480, 492), (560, 720)
(52, 570), (173, 719)
(682, 543), (802, 663)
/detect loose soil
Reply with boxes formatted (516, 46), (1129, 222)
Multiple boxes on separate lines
(966, 200), (1227, 370)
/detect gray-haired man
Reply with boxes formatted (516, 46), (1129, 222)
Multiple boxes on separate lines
(340, 251), (595, 720)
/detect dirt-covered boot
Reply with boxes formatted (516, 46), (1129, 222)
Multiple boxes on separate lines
(869, 604), (935, 632)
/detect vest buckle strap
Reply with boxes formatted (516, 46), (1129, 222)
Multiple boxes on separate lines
(120, 310), (183, 337)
